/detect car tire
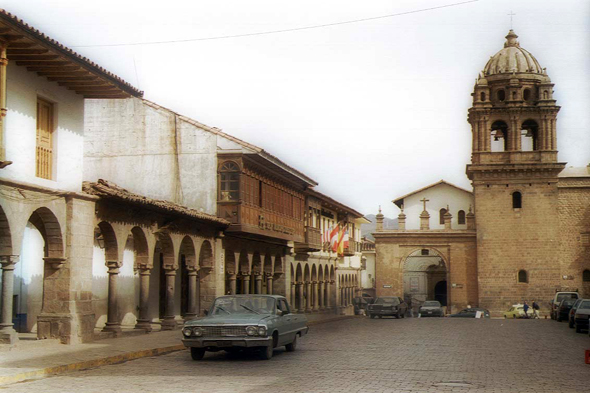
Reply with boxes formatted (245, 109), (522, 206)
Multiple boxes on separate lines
(190, 348), (205, 360)
(378, 315), (382, 319)
(513, 315), (516, 319)
(396, 311), (401, 319)
(557, 315), (562, 322)
(575, 324), (582, 333)
(259, 345), (274, 360)
(569, 320), (574, 329)
(286, 335), (297, 352)
(370, 314), (375, 319)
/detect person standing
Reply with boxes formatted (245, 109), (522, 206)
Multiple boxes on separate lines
(532, 300), (540, 319)
(523, 301), (530, 318)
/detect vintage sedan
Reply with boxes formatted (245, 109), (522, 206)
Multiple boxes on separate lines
(449, 307), (490, 318)
(367, 296), (408, 319)
(573, 299), (590, 333)
(419, 300), (444, 317)
(503, 304), (527, 319)
(181, 295), (308, 360)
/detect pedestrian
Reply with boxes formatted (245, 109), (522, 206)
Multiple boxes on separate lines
(532, 300), (540, 319)
(523, 301), (530, 318)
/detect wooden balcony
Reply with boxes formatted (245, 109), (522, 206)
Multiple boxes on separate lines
(295, 226), (321, 252)
(343, 239), (359, 256)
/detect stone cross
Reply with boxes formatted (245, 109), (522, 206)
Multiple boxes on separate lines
(508, 11), (516, 29)
(420, 198), (429, 212)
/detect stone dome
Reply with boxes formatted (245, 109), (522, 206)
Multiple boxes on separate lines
(483, 30), (543, 76)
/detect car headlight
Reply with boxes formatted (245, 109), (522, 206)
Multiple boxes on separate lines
(193, 327), (204, 337)
(257, 326), (267, 336)
(246, 326), (258, 336)
(182, 327), (193, 337)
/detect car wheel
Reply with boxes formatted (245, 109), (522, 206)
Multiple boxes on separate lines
(369, 314), (375, 319)
(190, 348), (205, 360)
(569, 320), (574, 329)
(286, 335), (297, 352)
(557, 315), (562, 322)
(378, 315), (382, 319)
(259, 345), (274, 360)
(396, 311), (401, 319)
(513, 315), (516, 319)
(575, 324), (582, 333)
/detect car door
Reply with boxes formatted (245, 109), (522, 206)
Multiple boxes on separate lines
(276, 298), (298, 346)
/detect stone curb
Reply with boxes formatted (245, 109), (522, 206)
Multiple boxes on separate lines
(0, 315), (353, 386)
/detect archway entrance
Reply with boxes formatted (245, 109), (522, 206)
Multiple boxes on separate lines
(403, 249), (448, 308)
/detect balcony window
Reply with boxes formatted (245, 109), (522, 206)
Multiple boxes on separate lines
(219, 161), (240, 201)
(36, 98), (54, 179)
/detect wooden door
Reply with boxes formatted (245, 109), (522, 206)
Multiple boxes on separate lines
(36, 99), (53, 179)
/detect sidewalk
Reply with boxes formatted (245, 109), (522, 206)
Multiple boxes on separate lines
(0, 314), (354, 386)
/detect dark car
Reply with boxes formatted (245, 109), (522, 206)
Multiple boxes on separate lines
(449, 307), (490, 318)
(419, 300), (444, 317)
(556, 298), (576, 322)
(574, 299), (590, 333)
(367, 296), (408, 319)
(568, 298), (583, 329)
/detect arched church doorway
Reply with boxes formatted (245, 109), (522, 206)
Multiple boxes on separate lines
(403, 249), (448, 310)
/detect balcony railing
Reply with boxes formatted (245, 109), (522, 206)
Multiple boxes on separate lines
(343, 239), (359, 256)
(305, 226), (322, 251)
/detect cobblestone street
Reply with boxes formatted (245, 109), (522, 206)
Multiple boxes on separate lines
(2, 317), (590, 393)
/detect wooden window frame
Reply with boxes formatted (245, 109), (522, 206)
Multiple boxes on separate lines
(36, 97), (54, 180)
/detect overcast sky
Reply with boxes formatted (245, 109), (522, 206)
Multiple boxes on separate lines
(6, 0), (590, 218)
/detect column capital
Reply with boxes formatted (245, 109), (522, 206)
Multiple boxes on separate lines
(44, 257), (67, 270)
(186, 264), (200, 273)
(0, 255), (19, 269)
(255, 274), (263, 281)
(138, 267), (151, 276)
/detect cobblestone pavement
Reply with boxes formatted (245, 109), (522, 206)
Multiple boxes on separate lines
(2, 317), (590, 393)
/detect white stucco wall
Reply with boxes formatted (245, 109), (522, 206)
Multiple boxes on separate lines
(84, 98), (218, 214)
(398, 183), (474, 230)
(3, 64), (85, 191)
(361, 251), (375, 289)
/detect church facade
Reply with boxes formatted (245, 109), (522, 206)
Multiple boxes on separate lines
(375, 30), (590, 315)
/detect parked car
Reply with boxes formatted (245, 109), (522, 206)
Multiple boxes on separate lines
(550, 291), (579, 320)
(181, 295), (308, 360)
(503, 304), (527, 319)
(449, 308), (490, 318)
(367, 296), (408, 319)
(568, 298), (584, 329)
(573, 299), (590, 333)
(419, 300), (444, 317)
(556, 298), (576, 322)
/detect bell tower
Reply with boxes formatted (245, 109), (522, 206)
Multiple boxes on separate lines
(466, 30), (566, 313)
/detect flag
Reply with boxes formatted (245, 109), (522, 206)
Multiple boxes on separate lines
(335, 226), (345, 254)
(343, 227), (349, 250)
(329, 225), (339, 252)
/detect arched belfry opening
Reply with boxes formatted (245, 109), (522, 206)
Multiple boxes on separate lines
(490, 121), (508, 152)
(521, 120), (539, 151)
(403, 249), (448, 308)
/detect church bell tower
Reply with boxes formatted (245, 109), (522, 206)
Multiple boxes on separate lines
(466, 30), (566, 313)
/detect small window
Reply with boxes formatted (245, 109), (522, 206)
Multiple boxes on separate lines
(583, 269), (590, 282)
(36, 98), (54, 180)
(512, 192), (522, 209)
(523, 88), (531, 101)
(518, 270), (528, 283)
(480, 92), (485, 102)
(458, 210), (466, 225)
(439, 208), (447, 225)
(497, 89), (506, 102)
(421, 249), (429, 256)
(219, 161), (240, 201)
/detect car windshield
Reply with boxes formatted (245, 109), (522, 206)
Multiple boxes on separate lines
(579, 300), (590, 310)
(375, 297), (400, 305)
(556, 293), (578, 303)
(423, 301), (441, 307)
(210, 296), (276, 315)
(561, 299), (576, 306)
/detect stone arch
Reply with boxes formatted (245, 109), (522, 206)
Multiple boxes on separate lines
(29, 207), (64, 259)
(318, 265), (324, 282)
(303, 264), (310, 283)
(97, 221), (118, 262)
(238, 251), (250, 274)
(311, 264), (317, 282)
(130, 227), (149, 268)
(295, 263), (303, 282)
(295, 263), (303, 311)
(225, 249), (236, 273)
(402, 248), (449, 307)
(152, 232), (176, 322)
(521, 119), (539, 151)
(252, 252), (262, 275)
(330, 265), (335, 281)
(179, 236), (196, 317)
(198, 240), (213, 269)
(0, 204), (13, 255)
(490, 120), (508, 152)
(274, 253), (283, 274)
(263, 253), (273, 275)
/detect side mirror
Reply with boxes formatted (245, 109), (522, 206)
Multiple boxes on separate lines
(277, 310), (284, 316)
(203, 310), (209, 316)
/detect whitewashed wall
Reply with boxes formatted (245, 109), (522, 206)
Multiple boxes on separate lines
(3, 64), (85, 191)
(399, 183), (474, 230)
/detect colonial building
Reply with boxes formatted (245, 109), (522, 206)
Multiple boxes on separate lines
(375, 30), (590, 315)
(0, 10), (143, 344)
(293, 189), (368, 315)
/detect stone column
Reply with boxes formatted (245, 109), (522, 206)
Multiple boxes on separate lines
(242, 274), (251, 294)
(444, 208), (453, 231)
(135, 267), (152, 332)
(290, 282), (296, 312)
(255, 273), (262, 294)
(102, 260), (122, 335)
(420, 210), (430, 231)
(297, 282), (304, 313)
(326, 280), (332, 308)
(305, 281), (312, 313)
(312, 281), (319, 311)
(0, 255), (19, 344)
(185, 266), (199, 319)
(161, 268), (177, 330)
(228, 273), (237, 295)
(266, 274), (273, 295)
(318, 281), (325, 310)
